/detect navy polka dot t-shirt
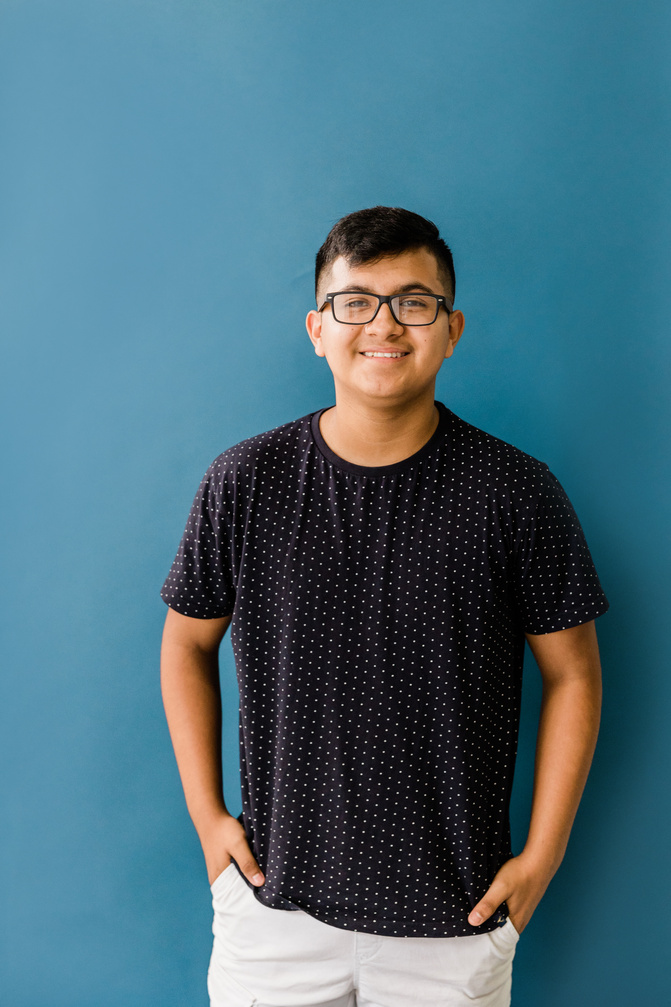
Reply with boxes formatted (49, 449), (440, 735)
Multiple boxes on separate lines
(161, 401), (609, 938)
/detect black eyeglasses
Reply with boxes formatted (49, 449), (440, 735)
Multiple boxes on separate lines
(318, 290), (453, 326)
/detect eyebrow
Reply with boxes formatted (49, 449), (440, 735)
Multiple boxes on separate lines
(335, 282), (441, 295)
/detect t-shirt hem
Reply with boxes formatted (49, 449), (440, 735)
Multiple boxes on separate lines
(251, 886), (505, 938)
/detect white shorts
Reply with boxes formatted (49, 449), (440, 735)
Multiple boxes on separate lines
(207, 864), (519, 1007)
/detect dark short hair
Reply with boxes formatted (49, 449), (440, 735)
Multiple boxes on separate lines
(315, 206), (456, 303)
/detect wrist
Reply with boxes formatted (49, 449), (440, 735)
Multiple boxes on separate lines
(190, 803), (233, 841)
(516, 844), (564, 882)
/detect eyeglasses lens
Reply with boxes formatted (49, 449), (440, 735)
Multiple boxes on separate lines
(331, 294), (439, 325)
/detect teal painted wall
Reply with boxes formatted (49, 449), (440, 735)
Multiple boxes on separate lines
(2, 2), (669, 1003)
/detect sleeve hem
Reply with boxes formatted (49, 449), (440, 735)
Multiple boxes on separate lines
(160, 590), (235, 620)
(523, 598), (609, 635)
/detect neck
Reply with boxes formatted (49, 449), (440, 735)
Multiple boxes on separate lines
(318, 390), (440, 467)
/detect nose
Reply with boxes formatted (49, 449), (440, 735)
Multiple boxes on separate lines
(365, 300), (403, 334)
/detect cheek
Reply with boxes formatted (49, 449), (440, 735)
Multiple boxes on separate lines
(325, 336), (359, 360)
(426, 329), (453, 360)
(320, 342), (353, 369)
(417, 335), (445, 360)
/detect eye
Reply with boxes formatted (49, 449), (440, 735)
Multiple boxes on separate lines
(398, 295), (431, 308)
(343, 296), (374, 308)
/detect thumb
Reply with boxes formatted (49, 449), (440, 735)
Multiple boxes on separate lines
(232, 837), (265, 886)
(468, 877), (509, 927)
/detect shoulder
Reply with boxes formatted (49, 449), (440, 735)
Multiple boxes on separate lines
(202, 411), (317, 490)
(443, 407), (551, 487)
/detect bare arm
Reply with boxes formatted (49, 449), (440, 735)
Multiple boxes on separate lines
(468, 619), (602, 933)
(160, 607), (265, 886)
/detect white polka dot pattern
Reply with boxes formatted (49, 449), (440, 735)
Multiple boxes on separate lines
(161, 402), (608, 937)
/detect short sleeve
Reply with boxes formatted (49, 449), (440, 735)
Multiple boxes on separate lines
(160, 459), (237, 619)
(512, 466), (609, 634)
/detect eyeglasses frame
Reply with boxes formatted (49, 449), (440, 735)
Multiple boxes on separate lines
(317, 290), (454, 327)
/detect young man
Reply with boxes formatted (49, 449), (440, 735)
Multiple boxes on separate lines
(160, 207), (608, 1007)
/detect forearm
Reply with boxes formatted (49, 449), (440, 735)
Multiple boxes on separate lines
(521, 671), (602, 877)
(469, 621), (603, 930)
(160, 636), (229, 836)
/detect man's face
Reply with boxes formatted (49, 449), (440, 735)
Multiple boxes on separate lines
(306, 248), (464, 408)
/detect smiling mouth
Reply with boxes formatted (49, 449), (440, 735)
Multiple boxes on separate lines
(360, 351), (409, 358)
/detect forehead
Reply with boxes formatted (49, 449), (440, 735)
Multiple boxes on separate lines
(326, 248), (446, 294)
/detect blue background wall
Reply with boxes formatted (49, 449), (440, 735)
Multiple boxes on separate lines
(2, 2), (669, 1004)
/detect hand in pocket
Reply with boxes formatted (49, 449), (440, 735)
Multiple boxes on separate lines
(201, 813), (265, 888)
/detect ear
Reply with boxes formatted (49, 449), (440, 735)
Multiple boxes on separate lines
(306, 309), (326, 357)
(444, 310), (465, 359)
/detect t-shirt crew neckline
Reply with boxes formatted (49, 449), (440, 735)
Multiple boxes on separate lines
(310, 400), (448, 476)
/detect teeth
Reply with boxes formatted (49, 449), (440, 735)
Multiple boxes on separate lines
(362, 351), (406, 358)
